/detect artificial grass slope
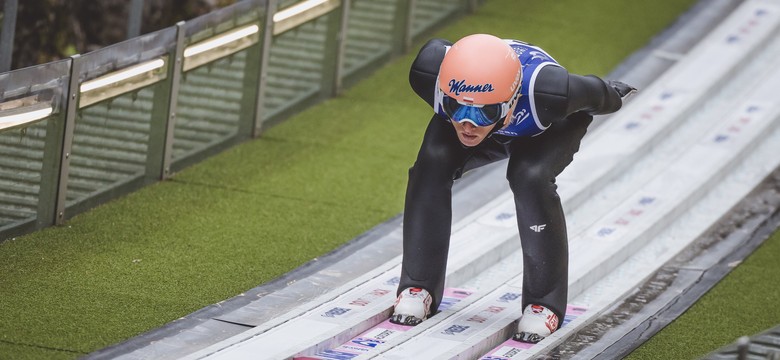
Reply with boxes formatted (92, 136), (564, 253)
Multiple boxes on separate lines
(0, 0), (696, 358)
(0, 184), (394, 355)
(628, 230), (780, 359)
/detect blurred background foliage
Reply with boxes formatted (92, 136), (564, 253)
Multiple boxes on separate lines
(1, 0), (237, 70)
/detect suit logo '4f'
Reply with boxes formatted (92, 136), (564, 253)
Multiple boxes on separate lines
(530, 224), (546, 232)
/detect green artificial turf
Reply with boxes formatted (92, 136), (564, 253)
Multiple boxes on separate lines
(628, 230), (780, 359)
(0, 0), (697, 358)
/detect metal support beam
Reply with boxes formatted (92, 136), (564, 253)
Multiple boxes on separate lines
(392, 0), (414, 56)
(55, 55), (83, 225)
(163, 22), (185, 179)
(127, 0), (145, 39)
(149, 22), (184, 181)
(32, 66), (71, 229)
(332, 0), (350, 95)
(467, 0), (478, 13)
(252, 0), (276, 137)
(320, 0), (346, 98)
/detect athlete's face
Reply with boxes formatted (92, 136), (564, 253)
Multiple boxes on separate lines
(447, 97), (516, 147)
(451, 120), (495, 147)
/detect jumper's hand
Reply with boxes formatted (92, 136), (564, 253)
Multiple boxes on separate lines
(608, 80), (637, 101)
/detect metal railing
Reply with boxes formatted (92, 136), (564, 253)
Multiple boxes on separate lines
(0, 0), (478, 242)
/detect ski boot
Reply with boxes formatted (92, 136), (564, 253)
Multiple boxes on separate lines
(390, 287), (432, 326)
(513, 304), (559, 343)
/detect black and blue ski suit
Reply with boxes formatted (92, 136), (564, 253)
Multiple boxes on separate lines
(399, 38), (629, 327)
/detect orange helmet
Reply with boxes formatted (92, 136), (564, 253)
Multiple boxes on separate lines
(437, 34), (522, 126)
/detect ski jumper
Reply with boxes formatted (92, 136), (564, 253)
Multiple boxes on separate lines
(400, 38), (625, 326)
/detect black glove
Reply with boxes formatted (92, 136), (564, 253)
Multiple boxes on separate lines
(608, 80), (637, 100)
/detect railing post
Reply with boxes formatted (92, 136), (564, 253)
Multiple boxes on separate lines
(127, 0), (145, 39)
(37, 117), (66, 228)
(332, 0), (350, 96)
(0, 0), (18, 72)
(55, 55), (83, 225)
(392, 0), (415, 56)
(239, 9), (266, 140)
(467, 0), (478, 13)
(737, 336), (750, 360)
(252, 0), (276, 138)
(320, 0), (347, 98)
(147, 22), (185, 181)
(36, 63), (73, 228)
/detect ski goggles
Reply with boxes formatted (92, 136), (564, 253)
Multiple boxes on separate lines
(435, 85), (521, 127)
(441, 95), (506, 127)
